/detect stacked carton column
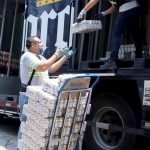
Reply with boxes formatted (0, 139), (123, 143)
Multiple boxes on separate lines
(18, 74), (91, 150)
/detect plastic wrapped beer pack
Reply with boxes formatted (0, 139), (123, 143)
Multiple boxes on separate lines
(19, 74), (91, 150)
(49, 134), (78, 150)
(18, 134), (46, 150)
(26, 86), (43, 101)
(20, 122), (49, 148)
(71, 20), (102, 34)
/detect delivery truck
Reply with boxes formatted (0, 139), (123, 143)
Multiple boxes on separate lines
(0, 0), (150, 149)
(0, 0), (24, 116)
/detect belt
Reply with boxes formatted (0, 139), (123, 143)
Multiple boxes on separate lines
(119, 1), (139, 12)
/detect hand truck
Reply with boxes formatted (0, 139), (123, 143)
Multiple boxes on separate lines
(46, 74), (100, 150)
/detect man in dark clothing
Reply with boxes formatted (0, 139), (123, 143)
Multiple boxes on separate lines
(77, 0), (143, 69)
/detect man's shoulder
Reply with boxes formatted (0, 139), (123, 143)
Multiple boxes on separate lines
(20, 52), (37, 64)
(21, 52), (36, 58)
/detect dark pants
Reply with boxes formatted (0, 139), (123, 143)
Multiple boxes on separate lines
(110, 7), (142, 60)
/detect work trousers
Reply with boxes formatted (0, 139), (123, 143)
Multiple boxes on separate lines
(16, 93), (28, 150)
(110, 7), (142, 60)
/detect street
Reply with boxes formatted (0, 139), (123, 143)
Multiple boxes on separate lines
(0, 115), (20, 150)
(0, 114), (149, 150)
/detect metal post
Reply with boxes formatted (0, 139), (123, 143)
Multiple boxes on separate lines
(0, 0), (7, 50)
(68, 0), (74, 70)
(7, 0), (19, 77)
(78, 0), (88, 70)
(93, 2), (102, 60)
(67, 0), (74, 47)
(21, 2), (28, 53)
(71, 0), (78, 70)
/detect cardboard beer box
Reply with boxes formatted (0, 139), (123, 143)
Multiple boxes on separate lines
(63, 77), (90, 90)
(59, 76), (91, 100)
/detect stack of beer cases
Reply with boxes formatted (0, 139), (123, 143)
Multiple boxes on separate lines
(18, 74), (91, 150)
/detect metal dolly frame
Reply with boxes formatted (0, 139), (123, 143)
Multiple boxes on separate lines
(46, 74), (100, 150)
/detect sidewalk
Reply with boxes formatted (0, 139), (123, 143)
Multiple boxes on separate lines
(0, 116), (19, 150)
(0, 133), (17, 150)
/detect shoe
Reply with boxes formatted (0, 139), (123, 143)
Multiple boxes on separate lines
(100, 59), (117, 69)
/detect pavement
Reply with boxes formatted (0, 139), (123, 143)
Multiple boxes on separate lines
(0, 116), (20, 150)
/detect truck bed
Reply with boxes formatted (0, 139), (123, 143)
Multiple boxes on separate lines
(74, 58), (150, 80)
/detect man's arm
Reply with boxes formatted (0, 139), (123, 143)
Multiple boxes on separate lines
(83, 0), (100, 12)
(81, 0), (117, 13)
(36, 54), (65, 72)
(49, 56), (67, 73)
(76, 0), (100, 22)
(103, 5), (117, 15)
(36, 47), (76, 72)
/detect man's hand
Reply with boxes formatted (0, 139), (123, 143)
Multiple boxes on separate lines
(95, 11), (106, 20)
(54, 47), (69, 58)
(76, 10), (86, 22)
(64, 48), (76, 59)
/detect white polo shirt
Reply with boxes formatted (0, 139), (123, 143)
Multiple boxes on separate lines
(20, 52), (49, 86)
